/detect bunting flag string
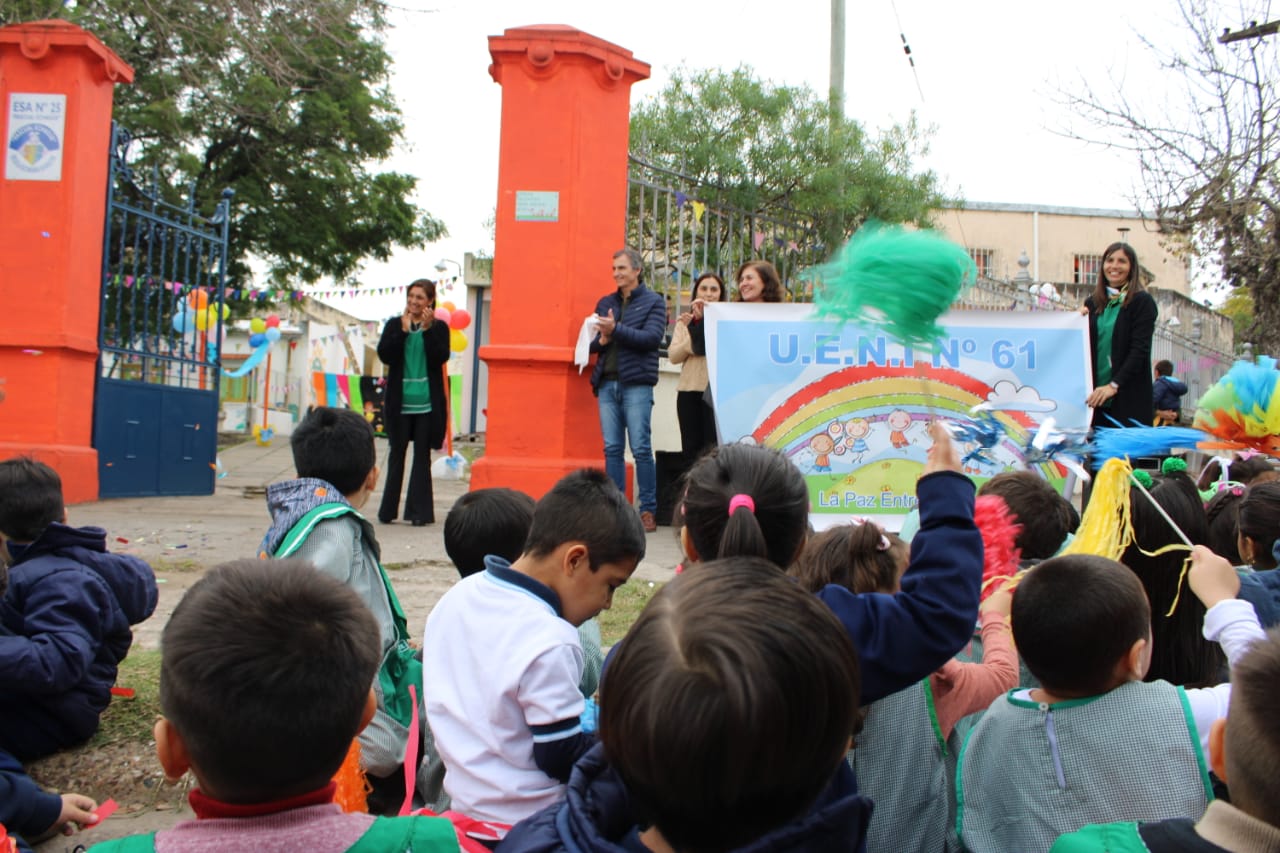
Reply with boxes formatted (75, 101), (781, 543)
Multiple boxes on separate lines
(103, 274), (467, 307)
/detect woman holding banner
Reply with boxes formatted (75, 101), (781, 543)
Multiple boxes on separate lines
(734, 260), (785, 303)
(1082, 242), (1157, 428)
(669, 272), (725, 464)
(377, 278), (450, 526)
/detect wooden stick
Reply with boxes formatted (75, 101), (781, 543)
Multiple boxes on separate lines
(1129, 472), (1194, 548)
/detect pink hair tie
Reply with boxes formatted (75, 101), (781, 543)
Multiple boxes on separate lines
(728, 494), (755, 516)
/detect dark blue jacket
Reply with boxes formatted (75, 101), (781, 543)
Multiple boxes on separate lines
(0, 523), (157, 759)
(1239, 568), (1280, 629)
(1153, 375), (1188, 412)
(1, 748), (58, 851)
(496, 743), (873, 853)
(817, 470), (983, 704)
(589, 285), (667, 392)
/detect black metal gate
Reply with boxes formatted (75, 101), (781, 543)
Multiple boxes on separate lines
(93, 123), (234, 497)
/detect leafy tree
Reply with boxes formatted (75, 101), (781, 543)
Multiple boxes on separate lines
(1219, 286), (1255, 351)
(1057, 0), (1279, 353)
(628, 65), (948, 282)
(2, 0), (445, 286)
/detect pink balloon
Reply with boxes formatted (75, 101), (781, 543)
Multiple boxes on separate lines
(434, 307), (451, 326)
(449, 309), (472, 331)
(265, 314), (281, 328)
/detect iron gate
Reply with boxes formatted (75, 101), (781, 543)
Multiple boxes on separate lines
(93, 123), (234, 497)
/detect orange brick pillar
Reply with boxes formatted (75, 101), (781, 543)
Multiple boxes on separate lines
(0, 21), (133, 504)
(470, 26), (649, 498)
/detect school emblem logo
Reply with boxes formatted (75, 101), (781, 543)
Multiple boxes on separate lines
(7, 123), (60, 173)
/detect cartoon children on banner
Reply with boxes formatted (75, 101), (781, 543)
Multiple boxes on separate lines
(704, 303), (1093, 529)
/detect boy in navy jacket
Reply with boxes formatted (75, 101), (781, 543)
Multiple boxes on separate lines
(0, 457), (157, 760)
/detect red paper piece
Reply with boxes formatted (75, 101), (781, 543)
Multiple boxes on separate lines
(109, 686), (136, 698)
(86, 798), (119, 827)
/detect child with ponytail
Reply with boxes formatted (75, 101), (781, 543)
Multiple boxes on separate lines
(791, 511), (1016, 853)
(678, 421), (983, 704)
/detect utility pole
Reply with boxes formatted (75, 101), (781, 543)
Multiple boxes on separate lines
(830, 0), (845, 119)
(1220, 20), (1280, 43)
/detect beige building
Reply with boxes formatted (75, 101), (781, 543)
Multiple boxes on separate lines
(935, 202), (1190, 295)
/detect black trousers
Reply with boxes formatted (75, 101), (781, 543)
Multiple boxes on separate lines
(379, 413), (435, 524)
(676, 390), (718, 467)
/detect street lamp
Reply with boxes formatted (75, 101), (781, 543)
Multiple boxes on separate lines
(434, 258), (462, 280)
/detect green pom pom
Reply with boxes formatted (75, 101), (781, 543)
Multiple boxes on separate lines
(810, 223), (977, 349)
(1161, 457), (1188, 475)
(1132, 470), (1154, 489)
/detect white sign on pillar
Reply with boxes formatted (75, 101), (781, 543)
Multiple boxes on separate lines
(5, 93), (67, 181)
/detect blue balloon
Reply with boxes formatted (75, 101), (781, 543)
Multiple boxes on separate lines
(248, 332), (266, 347)
(172, 310), (193, 333)
(265, 327), (281, 343)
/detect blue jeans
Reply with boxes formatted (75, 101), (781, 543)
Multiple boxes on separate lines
(597, 380), (656, 514)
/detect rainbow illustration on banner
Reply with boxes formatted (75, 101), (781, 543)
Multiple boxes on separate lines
(753, 364), (1049, 515)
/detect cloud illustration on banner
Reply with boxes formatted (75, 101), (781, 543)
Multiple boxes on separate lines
(973, 380), (1058, 414)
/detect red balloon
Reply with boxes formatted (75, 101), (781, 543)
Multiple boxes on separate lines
(265, 314), (281, 328)
(449, 308), (472, 331)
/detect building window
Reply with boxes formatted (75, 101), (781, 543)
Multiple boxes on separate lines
(1074, 254), (1102, 285)
(968, 248), (996, 279)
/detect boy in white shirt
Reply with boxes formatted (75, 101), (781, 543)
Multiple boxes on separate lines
(422, 468), (645, 833)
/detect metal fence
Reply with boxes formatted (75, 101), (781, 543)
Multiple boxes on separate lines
(955, 275), (1235, 415)
(623, 160), (1236, 413)
(626, 155), (825, 319)
(99, 124), (235, 391)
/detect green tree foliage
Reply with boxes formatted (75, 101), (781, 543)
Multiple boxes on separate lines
(629, 66), (948, 253)
(1219, 287), (1254, 351)
(2, 0), (445, 286)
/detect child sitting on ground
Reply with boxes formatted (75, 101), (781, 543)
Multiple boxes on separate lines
(0, 457), (157, 761)
(2, 747), (97, 853)
(1052, 625), (1280, 852)
(1204, 484), (1246, 566)
(0, 550), (99, 853)
(791, 519), (1017, 853)
(977, 470), (1079, 563)
(1123, 463), (1222, 687)
(957, 549), (1266, 853)
(423, 469), (645, 835)
(88, 559), (460, 852)
(1234, 481), (1280, 627)
(677, 421), (982, 704)
(443, 488), (604, 698)
(259, 407), (420, 812)
(497, 557), (869, 852)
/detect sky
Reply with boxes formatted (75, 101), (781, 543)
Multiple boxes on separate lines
(317, 0), (1273, 320)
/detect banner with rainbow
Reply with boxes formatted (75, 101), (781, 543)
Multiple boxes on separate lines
(705, 304), (1091, 528)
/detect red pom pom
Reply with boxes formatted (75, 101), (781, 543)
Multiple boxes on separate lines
(974, 494), (1022, 600)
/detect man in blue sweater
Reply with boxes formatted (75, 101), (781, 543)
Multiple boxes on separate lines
(589, 248), (668, 532)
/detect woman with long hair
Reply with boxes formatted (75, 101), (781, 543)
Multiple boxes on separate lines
(734, 260), (784, 303)
(1082, 242), (1158, 428)
(668, 272), (724, 464)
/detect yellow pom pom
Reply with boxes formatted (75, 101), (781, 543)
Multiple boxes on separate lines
(1062, 458), (1136, 561)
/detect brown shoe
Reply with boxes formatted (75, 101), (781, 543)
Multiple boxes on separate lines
(640, 511), (657, 533)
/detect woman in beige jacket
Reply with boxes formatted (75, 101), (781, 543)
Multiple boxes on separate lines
(669, 273), (724, 465)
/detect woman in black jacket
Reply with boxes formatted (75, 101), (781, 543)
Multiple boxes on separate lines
(377, 279), (451, 526)
(1083, 242), (1158, 428)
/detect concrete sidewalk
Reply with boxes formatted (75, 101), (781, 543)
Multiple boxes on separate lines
(68, 437), (682, 647)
